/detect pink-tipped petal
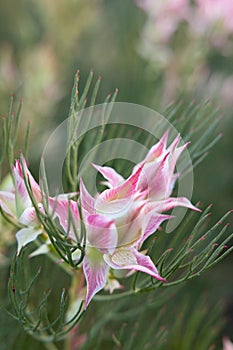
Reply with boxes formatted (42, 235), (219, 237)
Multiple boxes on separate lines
(12, 157), (42, 214)
(104, 247), (166, 282)
(145, 131), (169, 162)
(97, 164), (142, 202)
(19, 207), (40, 226)
(92, 163), (124, 188)
(95, 195), (133, 219)
(140, 213), (173, 244)
(138, 151), (171, 200)
(168, 141), (189, 175)
(16, 227), (42, 255)
(87, 214), (118, 254)
(13, 162), (31, 211)
(83, 250), (109, 308)
(49, 198), (80, 240)
(94, 165), (143, 218)
(168, 134), (181, 153)
(145, 197), (201, 213)
(79, 178), (95, 218)
(20, 156), (41, 196)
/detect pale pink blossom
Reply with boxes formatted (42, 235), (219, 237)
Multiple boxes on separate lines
(195, 0), (233, 33)
(137, 0), (190, 43)
(79, 132), (199, 308)
(0, 156), (77, 254)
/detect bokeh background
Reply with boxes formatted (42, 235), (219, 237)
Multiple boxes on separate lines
(0, 0), (232, 348)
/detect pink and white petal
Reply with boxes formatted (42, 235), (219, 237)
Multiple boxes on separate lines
(79, 178), (95, 218)
(16, 227), (42, 255)
(0, 191), (16, 217)
(83, 249), (109, 308)
(20, 156), (42, 202)
(13, 158), (41, 204)
(168, 140), (189, 176)
(94, 165), (143, 218)
(92, 163), (124, 188)
(87, 214), (118, 254)
(95, 195), (133, 219)
(138, 152), (171, 200)
(13, 164), (31, 211)
(116, 164), (143, 198)
(145, 197), (201, 213)
(96, 164), (142, 204)
(145, 131), (169, 162)
(49, 198), (80, 240)
(168, 134), (181, 154)
(19, 207), (40, 226)
(167, 173), (179, 197)
(116, 202), (145, 247)
(140, 213), (173, 245)
(104, 247), (166, 282)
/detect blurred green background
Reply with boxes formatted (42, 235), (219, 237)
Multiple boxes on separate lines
(0, 0), (232, 348)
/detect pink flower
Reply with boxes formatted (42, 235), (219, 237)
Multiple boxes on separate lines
(0, 156), (77, 254)
(195, 0), (233, 33)
(80, 170), (168, 308)
(79, 132), (199, 308)
(137, 0), (190, 43)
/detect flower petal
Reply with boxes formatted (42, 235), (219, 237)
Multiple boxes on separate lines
(92, 163), (124, 188)
(104, 247), (166, 282)
(144, 131), (168, 162)
(140, 212), (173, 245)
(29, 243), (50, 258)
(94, 165), (143, 218)
(13, 157), (41, 208)
(86, 214), (118, 254)
(19, 156), (41, 201)
(49, 198), (80, 240)
(137, 151), (171, 200)
(79, 178), (95, 219)
(83, 248), (109, 308)
(145, 197), (201, 213)
(168, 136), (189, 175)
(19, 207), (40, 226)
(0, 191), (16, 217)
(16, 227), (42, 255)
(13, 162), (31, 212)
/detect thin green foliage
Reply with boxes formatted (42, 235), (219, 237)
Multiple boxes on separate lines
(7, 250), (85, 343)
(164, 100), (222, 177)
(64, 70), (118, 192)
(0, 95), (29, 181)
(80, 288), (223, 350)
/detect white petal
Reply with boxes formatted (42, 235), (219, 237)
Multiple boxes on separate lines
(16, 227), (42, 255)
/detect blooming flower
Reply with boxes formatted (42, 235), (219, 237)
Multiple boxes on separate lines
(79, 132), (200, 308)
(0, 156), (76, 254)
